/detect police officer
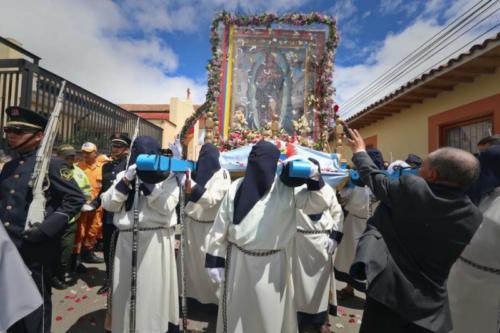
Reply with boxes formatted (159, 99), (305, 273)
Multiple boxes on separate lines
(1, 106), (85, 333)
(51, 144), (92, 289)
(91, 133), (131, 295)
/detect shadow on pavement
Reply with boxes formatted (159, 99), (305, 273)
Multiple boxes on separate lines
(66, 309), (106, 333)
(338, 295), (365, 311)
(185, 298), (218, 332)
(76, 266), (106, 288)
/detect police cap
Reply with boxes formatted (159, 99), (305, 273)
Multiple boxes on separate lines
(5, 106), (48, 131)
(110, 133), (131, 148)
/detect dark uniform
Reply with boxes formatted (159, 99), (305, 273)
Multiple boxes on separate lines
(1, 107), (85, 333)
(91, 133), (130, 294)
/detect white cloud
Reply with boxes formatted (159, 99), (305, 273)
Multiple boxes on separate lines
(379, 0), (420, 16)
(379, 0), (403, 15)
(423, 0), (447, 16)
(331, 0), (358, 21)
(0, 0), (207, 104)
(335, 6), (500, 119)
(121, 0), (200, 33)
(0, 0), (317, 105)
(120, 0), (313, 34)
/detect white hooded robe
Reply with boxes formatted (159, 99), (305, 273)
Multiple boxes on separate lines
(180, 168), (231, 305)
(447, 187), (500, 333)
(102, 172), (180, 333)
(293, 187), (343, 325)
(205, 176), (334, 333)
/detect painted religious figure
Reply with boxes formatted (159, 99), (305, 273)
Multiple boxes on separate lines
(229, 28), (325, 135)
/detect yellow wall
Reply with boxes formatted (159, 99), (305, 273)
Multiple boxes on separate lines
(165, 97), (199, 159)
(0, 39), (24, 111)
(144, 119), (176, 149)
(343, 69), (500, 162)
(0, 38), (24, 59)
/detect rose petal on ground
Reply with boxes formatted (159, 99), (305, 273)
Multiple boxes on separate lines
(349, 318), (356, 323)
(55, 316), (63, 321)
(82, 295), (88, 300)
(67, 307), (74, 312)
(335, 323), (344, 328)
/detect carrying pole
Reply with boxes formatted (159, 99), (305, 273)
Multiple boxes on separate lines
(178, 180), (188, 331)
(129, 178), (141, 333)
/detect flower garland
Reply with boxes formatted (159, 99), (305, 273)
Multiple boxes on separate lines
(180, 12), (339, 150)
(218, 127), (300, 152)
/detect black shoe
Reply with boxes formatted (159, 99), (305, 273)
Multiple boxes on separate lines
(71, 254), (88, 274)
(75, 263), (88, 274)
(82, 251), (104, 264)
(97, 285), (109, 295)
(51, 276), (68, 290)
(94, 240), (104, 252)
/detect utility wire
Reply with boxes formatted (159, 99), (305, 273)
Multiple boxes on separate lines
(342, 2), (500, 115)
(341, 0), (493, 111)
(340, 0), (500, 116)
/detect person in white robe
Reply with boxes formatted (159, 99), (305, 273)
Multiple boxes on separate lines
(0, 224), (42, 333)
(292, 185), (343, 332)
(334, 148), (385, 299)
(180, 143), (231, 308)
(101, 136), (180, 333)
(333, 184), (371, 295)
(448, 145), (500, 333)
(205, 140), (334, 333)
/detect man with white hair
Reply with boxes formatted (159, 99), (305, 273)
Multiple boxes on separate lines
(346, 129), (482, 333)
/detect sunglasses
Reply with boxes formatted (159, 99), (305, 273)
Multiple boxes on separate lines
(3, 127), (37, 135)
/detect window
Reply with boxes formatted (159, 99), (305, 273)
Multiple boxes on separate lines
(441, 117), (492, 154)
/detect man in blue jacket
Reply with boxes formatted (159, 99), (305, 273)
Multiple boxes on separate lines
(1, 106), (85, 333)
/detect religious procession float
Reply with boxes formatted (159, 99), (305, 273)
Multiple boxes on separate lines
(179, 12), (351, 188)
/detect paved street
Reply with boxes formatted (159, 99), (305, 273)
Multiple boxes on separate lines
(51, 260), (364, 333)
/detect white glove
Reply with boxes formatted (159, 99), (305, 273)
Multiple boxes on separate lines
(81, 203), (96, 212)
(325, 238), (338, 255)
(124, 164), (137, 181)
(207, 267), (225, 284)
(309, 163), (320, 181)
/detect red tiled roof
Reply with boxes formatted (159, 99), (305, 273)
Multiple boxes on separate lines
(133, 112), (176, 127)
(134, 112), (170, 120)
(119, 104), (170, 112)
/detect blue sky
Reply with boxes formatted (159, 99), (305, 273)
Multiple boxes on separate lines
(158, 1), (433, 77)
(1, 0), (498, 117)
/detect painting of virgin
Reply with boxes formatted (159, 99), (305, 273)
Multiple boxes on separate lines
(229, 28), (324, 135)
